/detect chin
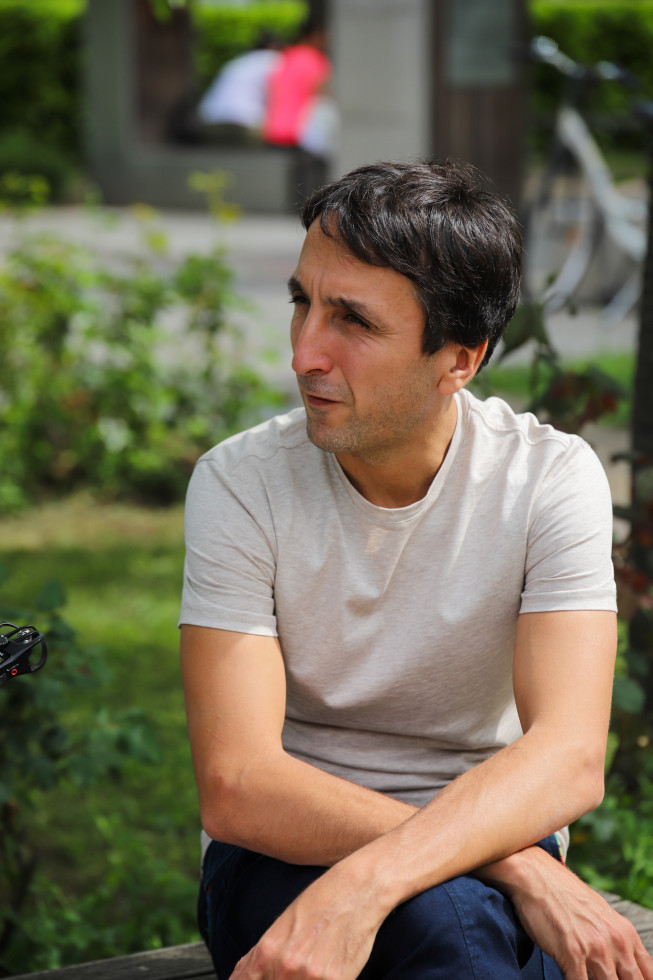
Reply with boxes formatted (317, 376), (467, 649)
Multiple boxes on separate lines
(305, 417), (350, 454)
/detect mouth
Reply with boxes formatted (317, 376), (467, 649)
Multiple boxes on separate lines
(304, 392), (339, 408)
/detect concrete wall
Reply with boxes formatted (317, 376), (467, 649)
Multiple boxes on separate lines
(332, 0), (432, 175)
(331, 0), (526, 205)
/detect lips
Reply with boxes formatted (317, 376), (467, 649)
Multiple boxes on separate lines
(304, 392), (339, 407)
(296, 374), (350, 411)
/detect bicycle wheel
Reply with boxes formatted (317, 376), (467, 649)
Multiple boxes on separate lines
(523, 152), (602, 313)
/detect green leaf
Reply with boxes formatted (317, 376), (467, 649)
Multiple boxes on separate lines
(612, 675), (646, 714)
(499, 301), (556, 360)
(36, 579), (66, 612)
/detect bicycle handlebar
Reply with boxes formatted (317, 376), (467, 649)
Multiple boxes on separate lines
(522, 36), (641, 91)
(529, 36), (581, 79)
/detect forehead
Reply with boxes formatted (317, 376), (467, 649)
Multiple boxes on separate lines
(294, 220), (419, 305)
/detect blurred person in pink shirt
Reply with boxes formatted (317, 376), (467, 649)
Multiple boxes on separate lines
(263, 18), (337, 157)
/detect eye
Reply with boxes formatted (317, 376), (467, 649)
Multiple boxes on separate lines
(289, 293), (309, 308)
(343, 310), (369, 329)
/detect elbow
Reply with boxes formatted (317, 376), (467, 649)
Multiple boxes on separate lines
(568, 743), (606, 817)
(198, 757), (276, 848)
(199, 767), (249, 845)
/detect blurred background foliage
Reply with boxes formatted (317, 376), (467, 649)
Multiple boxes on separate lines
(529, 0), (653, 153)
(1, 0), (653, 974)
(0, 206), (283, 513)
(2, 0), (653, 201)
(0, 0), (308, 202)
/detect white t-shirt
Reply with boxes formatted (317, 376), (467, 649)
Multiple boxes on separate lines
(198, 50), (280, 129)
(180, 389), (616, 822)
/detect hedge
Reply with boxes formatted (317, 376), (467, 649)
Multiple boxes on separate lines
(0, 0), (85, 197)
(0, 0), (306, 200)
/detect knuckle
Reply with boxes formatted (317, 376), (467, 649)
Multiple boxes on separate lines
(609, 925), (631, 955)
(588, 936), (610, 961)
(253, 937), (278, 968)
(282, 952), (303, 976)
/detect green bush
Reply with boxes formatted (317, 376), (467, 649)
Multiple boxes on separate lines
(0, 0), (84, 194)
(0, 206), (283, 512)
(0, 0), (307, 195)
(0, 567), (170, 973)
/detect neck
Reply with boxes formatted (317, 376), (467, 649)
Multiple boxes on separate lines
(336, 397), (458, 508)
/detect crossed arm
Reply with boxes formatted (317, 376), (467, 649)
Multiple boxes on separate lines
(181, 610), (653, 980)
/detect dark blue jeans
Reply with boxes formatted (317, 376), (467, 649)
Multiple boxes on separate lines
(198, 836), (565, 979)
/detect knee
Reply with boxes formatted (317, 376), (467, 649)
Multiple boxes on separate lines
(366, 875), (530, 979)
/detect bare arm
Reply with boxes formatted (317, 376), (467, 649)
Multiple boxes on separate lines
(180, 624), (415, 866)
(479, 847), (653, 980)
(182, 613), (653, 979)
(303, 608), (616, 904)
(182, 611), (610, 871)
(221, 609), (649, 978)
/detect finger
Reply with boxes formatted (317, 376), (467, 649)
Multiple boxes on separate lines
(633, 942), (653, 980)
(229, 952), (256, 979)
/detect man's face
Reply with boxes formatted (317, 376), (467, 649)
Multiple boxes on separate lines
(288, 220), (454, 464)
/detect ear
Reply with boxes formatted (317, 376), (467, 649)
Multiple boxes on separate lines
(436, 340), (489, 396)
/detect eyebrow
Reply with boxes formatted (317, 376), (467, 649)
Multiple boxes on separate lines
(286, 275), (303, 296)
(286, 275), (379, 325)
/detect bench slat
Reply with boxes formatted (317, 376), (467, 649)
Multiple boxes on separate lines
(9, 942), (215, 980)
(605, 892), (653, 955)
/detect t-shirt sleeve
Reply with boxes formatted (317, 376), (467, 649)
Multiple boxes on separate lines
(520, 439), (617, 614)
(178, 456), (278, 635)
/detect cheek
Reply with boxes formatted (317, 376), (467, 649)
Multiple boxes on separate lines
(289, 313), (303, 350)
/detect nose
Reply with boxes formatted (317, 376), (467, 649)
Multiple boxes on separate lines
(290, 307), (333, 376)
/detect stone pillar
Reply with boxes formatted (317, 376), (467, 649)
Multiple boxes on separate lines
(330, 0), (526, 207)
(332, 0), (432, 175)
(431, 0), (527, 204)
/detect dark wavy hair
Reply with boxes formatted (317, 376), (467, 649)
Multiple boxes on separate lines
(300, 160), (522, 370)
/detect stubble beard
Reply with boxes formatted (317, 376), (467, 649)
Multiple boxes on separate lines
(299, 363), (438, 462)
(304, 398), (433, 463)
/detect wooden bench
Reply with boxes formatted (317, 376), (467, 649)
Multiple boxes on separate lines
(10, 893), (653, 979)
(10, 942), (215, 980)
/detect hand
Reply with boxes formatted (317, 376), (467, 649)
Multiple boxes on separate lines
(228, 864), (385, 980)
(506, 850), (653, 980)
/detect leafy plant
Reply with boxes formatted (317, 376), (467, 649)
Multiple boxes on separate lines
(0, 564), (162, 973)
(0, 205), (284, 513)
(0, 0), (84, 196)
(191, 2), (307, 90)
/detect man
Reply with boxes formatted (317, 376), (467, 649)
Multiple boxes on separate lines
(262, 17), (333, 152)
(180, 160), (653, 979)
(197, 32), (283, 134)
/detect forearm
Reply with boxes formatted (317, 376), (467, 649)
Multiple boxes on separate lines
(320, 725), (601, 920)
(183, 626), (418, 866)
(199, 745), (417, 865)
(475, 842), (557, 898)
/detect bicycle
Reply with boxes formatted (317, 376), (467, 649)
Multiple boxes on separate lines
(522, 36), (648, 324)
(0, 622), (47, 685)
